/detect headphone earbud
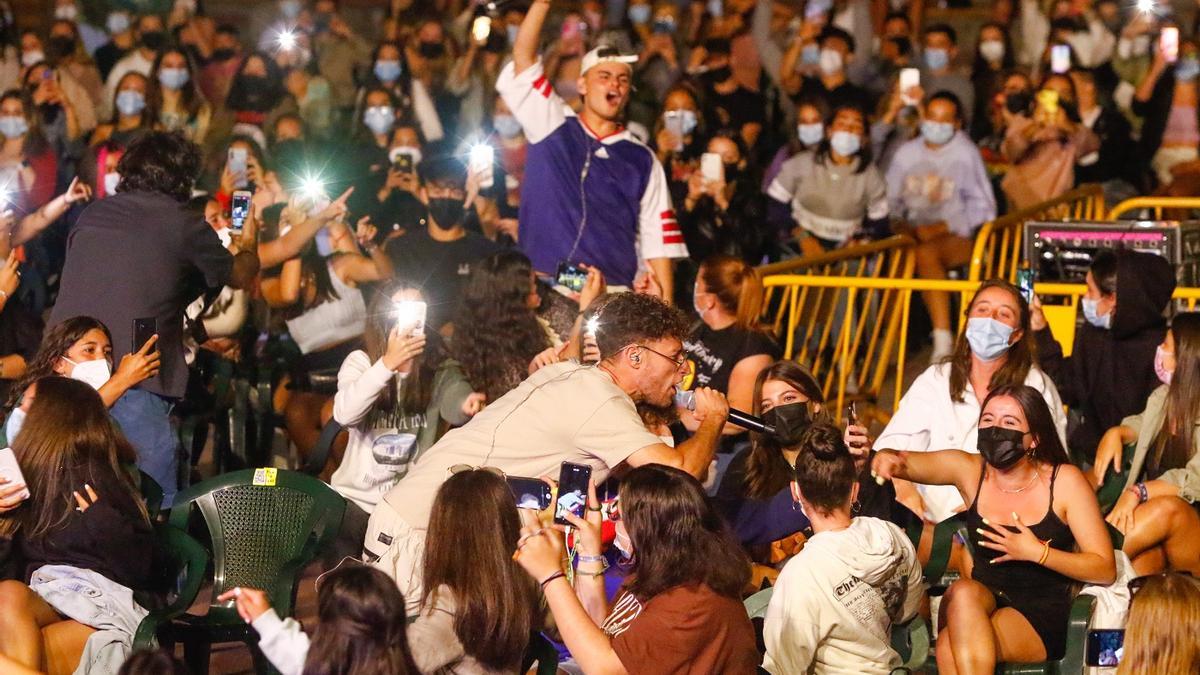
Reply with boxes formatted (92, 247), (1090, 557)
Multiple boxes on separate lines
(630, 352), (641, 363)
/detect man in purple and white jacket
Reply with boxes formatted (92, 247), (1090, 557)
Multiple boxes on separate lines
(496, 0), (688, 300)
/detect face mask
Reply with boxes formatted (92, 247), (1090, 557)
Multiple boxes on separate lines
(140, 30), (166, 51)
(613, 527), (633, 558)
(1081, 297), (1112, 329)
(628, 4), (652, 24)
(965, 316), (1015, 361)
(363, 105), (395, 136)
(64, 357), (112, 391)
(426, 197), (464, 230)
(7, 407), (24, 444)
(818, 48), (843, 76)
(801, 43), (820, 66)
(104, 171), (120, 194)
(762, 402), (812, 447)
(216, 226), (233, 248)
(158, 67), (189, 90)
(920, 120), (955, 145)
(212, 48), (236, 61)
(507, 24), (520, 47)
(668, 109), (698, 135)
(979, 40), (1005, 62)
(116, 90), (146, 116)
(829, 130), (860, 156)
(21, 50), (44, 67)
(0, 115), (28, 138)
(1155, 344), (1174, 385)
(1005, 91), (1032, 115)
(374, 59), (402, 83)
(704, 65), (732, 83)
(48, 36), (76, 60)
(390, 145), (423, 166)
(797, 122), (824, 146)
(1177, 57), (1200, 82)
(107, 13), (131, 35)
(976, 425), (1027, 470)
(55, 4), (78, 21)
(280, 0), (302, 19)
(924, 47), (949, 71)
(493, 113), (523, 138)
(418, 41), (446, 59)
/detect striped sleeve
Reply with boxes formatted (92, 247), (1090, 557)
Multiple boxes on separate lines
(638, 156), (689, 261)
(495, 59), (568, 144)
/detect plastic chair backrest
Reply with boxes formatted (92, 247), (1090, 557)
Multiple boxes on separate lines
(303, 419), (345, 475)
(1095, 443), (1136, 514)
(168, 468), (346, 617)
(139, 469), (164, 520)
(132, 523), (210, 648)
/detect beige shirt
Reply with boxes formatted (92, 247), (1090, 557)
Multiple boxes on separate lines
(381, 361), (662, 530)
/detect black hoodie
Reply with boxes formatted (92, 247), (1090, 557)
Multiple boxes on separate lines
(1036, 250), (1176, 461)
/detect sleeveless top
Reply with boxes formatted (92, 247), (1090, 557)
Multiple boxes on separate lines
(284, 261), (367, 354)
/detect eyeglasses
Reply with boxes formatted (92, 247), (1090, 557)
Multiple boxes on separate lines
(1128, 570), (1194, 599)
(448, 464), (505, 478)
(633, 344), (687, 370)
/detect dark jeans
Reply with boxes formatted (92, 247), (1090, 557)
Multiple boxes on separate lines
(111, 389), (181, 507)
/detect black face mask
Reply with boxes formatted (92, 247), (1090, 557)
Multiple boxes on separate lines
(977, 426), (1028, 470)
(426, 197), (464, 230)
(212, 48), (237, 61)
(704, 65), (732, 84)
(140, 30), (166, 51)
(1005, 91), (1032, 115)
(48, 36), (75, 61)
(762, 403), (812, 448)
(723, 162), (742, 181)
(418, 41), (446, 59)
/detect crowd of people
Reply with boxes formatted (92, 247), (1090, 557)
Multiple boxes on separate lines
(0, 0), (1196, 673)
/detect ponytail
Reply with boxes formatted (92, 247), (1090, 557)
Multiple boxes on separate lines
(734, 267), (763, 331)
(698, 254), (764, 332)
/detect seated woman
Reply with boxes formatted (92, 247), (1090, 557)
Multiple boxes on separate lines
(762, 424), (924, 674)
(0, 377), (154, 673)
(872, 384), (1115, 671)
(1116, 572), (1200, 674)
(1099, 312), (1200, 576)
(514, 464), (759, 673)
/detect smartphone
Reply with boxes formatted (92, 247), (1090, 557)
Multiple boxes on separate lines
(230, 190), (251, 235)
(554, 461), (592, 525)
(469, 144), (495, 189)
(700, 152), (724, 184)
(133, 317), (157, 354)
(471, 15), (492, 43)
(899, 68), (921, 105)
(506, 476), (552, 510)
(556, 261), (588, 293)
(1162, 26), (1180, 63)
(1016, 267), (1035, 304)
(0, 448), (29, 502)
(1050, 44), (1070, 74)
(394, 300), (427, 337)
(846, 401), (859, 426)
(1036, 88), (1059, 115)
(228, 147), (248, 189)
(392, 152), (415, 174)
(1086, 629), (1124, 667)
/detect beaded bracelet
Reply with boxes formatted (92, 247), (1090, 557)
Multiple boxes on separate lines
(576, 558), (610, 577)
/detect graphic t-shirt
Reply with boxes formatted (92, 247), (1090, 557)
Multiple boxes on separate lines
(683, 323), (781, 394)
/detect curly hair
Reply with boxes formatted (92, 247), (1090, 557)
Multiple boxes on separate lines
(593, 292), (691, 361)
(116, 130), (201, 202)
(6, 316), (111, 409)
(449, 251), (549, 402)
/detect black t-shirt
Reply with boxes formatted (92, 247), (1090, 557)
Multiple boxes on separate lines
(706, 86), (767, 133)
(385, 229), (500, 330)
(791, 77), (874, 115)
(683, 323), (780, 395)
(94, 43), (128, 81)
(50, 191), (234, 398)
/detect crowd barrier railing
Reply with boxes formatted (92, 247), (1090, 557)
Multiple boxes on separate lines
(1108, 197), (1200, 220)
(760, 275), (1200, 424)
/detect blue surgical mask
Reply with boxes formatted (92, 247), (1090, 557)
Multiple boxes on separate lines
(374, 60), (402, 83)
(965, 317), (1015, 361)
(106, 12), (131, 35)
(920, 120), (955, 145)
(280, 0), (302, 19)
(797, 122), (824, 146)
(493, 113), (523, 138)
(801, 43), (820, 65)
(669, 109), (698, 135)
(6, 406), (24, 444)
(507, 24), (520, 47)
(116, 90), (146, 116)
(158, 67), (189, 90)
(628, 4), (652, 24)
(1081, 297), (1112, 329)
(363, 105), (395, 136)
(1177, 57), (1200, 82)
(924, 47), (949, 71)
(829, 130), (860, 157)
(0, 115), (28, 138)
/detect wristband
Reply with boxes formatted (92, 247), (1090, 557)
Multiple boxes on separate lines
(539, 570), (566, 589)
(1135, 482), (1149, 503)
(576, 558), (610, 576)
(1037, 540), (1051, 566)
(577, 553), (605, 563)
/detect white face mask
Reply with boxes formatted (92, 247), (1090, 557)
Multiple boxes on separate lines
(104, 171), (120, 195)
(613, 527), (633, 558)
(64, 357), (111, 391)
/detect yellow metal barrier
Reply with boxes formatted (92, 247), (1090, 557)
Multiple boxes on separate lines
(761, 275), (1200, 421)
(967, 185), (1105, 283)
(1108, 197), (1200, 220)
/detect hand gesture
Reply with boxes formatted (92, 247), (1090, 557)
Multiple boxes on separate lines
(318, 187), (354, 223)
(461, 391), (486, 417)
(61, 177), (92, 205)
(216, 586), (273, 624)
(72, 483), (100, 512)
(870, 450), (905, 483)
(976, 512), (1048, 564)
(383, 326), (426, 375)
(577, 264), (607, 312)
(557, 478), (603, 556)
(354, 216), (378, 249)
(689, 387), (729, 424)
(844, 423), (872, 456)
(1029, 295), (1047, 331)
(633, 266), (664, 299)
(513, 524), (565, 582)
(1106, 490), (1138, 534)
(115, 334), (161, 385)
(528, 343), (570, 375)
(1092, 427), (1126, 486)
(0, 250), (20, 299)
(0, 476), (28, 513)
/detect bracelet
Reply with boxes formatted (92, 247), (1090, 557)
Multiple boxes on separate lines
(577, 553), (605, 563)
(576, 558), (610, 576)
(539, 570), (566, 589)
(1134, 482), (1149, 503)
(1036, 540), (1051, 566)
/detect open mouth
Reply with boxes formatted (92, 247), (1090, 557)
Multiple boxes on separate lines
(605, 91), (621, 105)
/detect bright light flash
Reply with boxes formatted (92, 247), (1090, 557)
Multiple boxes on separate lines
(299, 174), (325, 200)
(585, 316), (600, 337)
(1136, 0), (1156, 13)
(469, 143), (493, 169)
(275, 29), (297, 52)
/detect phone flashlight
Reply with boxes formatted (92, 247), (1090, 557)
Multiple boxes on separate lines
(299, 174), (325, 201)
(469, 144), (493, 171)
(585, 316), (600, 338)
(275, 29), (298, 52)
(472, 16), (492, 43)
(1137, 0), (1156, 12)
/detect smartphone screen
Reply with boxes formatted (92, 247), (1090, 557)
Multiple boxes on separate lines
(1050, 44), (1070, 73)
(506, 476), (552, 510)
(1086, 629), (1124, 667)
(845, 402), (859, 426)
(1036, 88), (1059, 115)
(230, 190), (251, 235)
(133, 317), (157, 355)
(394, 300), (427, 337)
(469, 144), (495, 189)
(556, 261), (588, 293)
(554, 462), (592, 525)
(1162, 26), (1180, 63)
(1016, 268), (1035, 304)
(228, 148), (248, 189)
(700, 152), (724, 184)
(392, 152), (415, 174)
(471, 15), (492, 43)
(899, 68), (920, 105)
(0, 449), (29, 501)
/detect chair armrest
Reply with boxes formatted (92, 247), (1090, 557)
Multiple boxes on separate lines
(1053, 594), (1097, 675)
(303, 419), (344, 475)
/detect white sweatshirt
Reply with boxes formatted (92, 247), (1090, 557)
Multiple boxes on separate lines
(762, 517), (925, 675)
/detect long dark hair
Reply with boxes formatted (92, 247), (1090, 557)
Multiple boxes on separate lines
(147, 47), (205, 121)
(948, 279), (1036, 403)
(108, 71), (155, 127)
(745, 360), (827, 499)
(980, 384), (1069, 466)
(226, 52), (285, 113)
(1150, 313), (1200, 474)
(970, 22), (1016, 77)
(422, 470), (537, 670)
(621, 464), (750, 600)
(449, 250), (549, 402)
(0, 377), (145, 539)
(793, 423), (857, 514)
(362, 282), (441, 415)
(6, 316), (112, 409)
(0, 89), (50, 157)
(302, 565), (419, 675)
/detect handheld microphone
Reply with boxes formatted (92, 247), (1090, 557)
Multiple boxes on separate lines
(674, 389), (776, 435)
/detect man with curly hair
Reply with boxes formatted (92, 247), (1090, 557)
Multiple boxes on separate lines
(364, 291), (730, 613)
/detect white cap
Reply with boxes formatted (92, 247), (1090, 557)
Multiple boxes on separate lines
(580, 46), (638, 75)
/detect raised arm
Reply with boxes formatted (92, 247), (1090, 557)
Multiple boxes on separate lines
(625, 388), (729, 479)
(871, 448), (980, 499)
(512, 0), (551, 76)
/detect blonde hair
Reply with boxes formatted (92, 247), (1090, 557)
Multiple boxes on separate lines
(697, 254), (764, 331)
(1117, 573), (1200, 675)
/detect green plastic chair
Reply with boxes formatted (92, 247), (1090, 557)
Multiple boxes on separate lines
(890, 615), (931, 672)
(132, 524), (209, 649)
(1095, 443), (1136, 514)
(995, 594), (1097, 675)
(905, 513), (964, 586)
(165, 468), (347, 673)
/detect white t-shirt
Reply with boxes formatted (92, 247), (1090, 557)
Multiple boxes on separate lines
(380, 361), (663, 530)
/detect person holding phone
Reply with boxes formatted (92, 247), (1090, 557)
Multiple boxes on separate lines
(677, 131), (769, 268)
(1116, 572), (1200, 674)
(1133, 29), (1200, 187)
